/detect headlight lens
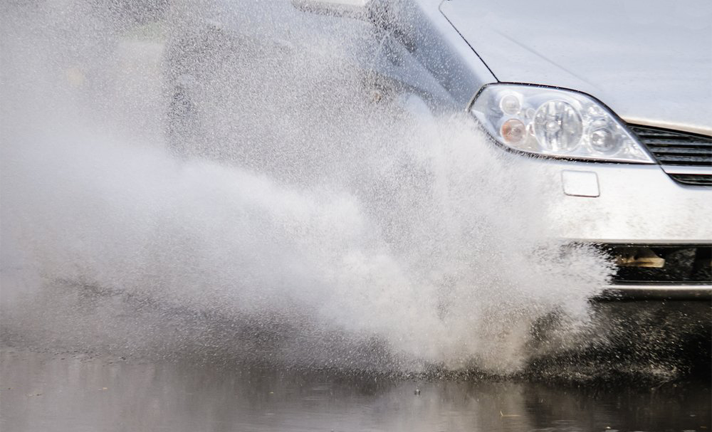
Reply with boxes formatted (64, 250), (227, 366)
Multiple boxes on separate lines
(470, 84), (654, 163)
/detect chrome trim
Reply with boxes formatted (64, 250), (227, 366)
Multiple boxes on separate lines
(622, 117), (712, 138)
(598, 284), (712, 301)
(661, 165), (712, 175)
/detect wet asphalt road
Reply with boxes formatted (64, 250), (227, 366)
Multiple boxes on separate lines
(1, 349), (710, 432)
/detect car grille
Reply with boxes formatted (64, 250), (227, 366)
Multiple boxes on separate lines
(630, 125), (712, 166)
(666, 174), (712, 187)
(601, 244), (712, 285)
(629, 125), (712, 186)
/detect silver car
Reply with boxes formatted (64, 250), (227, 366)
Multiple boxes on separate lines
(164, 0), (712, 298)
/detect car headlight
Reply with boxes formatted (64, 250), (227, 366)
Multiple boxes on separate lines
(469, 84), (654, 164)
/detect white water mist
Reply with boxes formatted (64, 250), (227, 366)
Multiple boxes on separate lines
(0, 0), (611, 373)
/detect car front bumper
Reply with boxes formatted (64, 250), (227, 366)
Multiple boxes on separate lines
(538, 159), (712, 300)
(545, 161), (711, 244)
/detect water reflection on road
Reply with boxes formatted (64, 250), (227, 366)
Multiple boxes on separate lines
(1, 350), (709, 432)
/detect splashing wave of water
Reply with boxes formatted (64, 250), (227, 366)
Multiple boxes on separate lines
(0, 0), (612, 374)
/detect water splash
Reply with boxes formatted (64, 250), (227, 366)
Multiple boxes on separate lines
(0, 0), (611, 374)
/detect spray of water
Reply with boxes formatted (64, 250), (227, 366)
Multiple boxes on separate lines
(0, 0), (612, 374)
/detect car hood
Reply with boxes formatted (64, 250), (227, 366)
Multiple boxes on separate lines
(440, 0), (712, 135)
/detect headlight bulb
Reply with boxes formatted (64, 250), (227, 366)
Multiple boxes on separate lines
(501, 118), (526, 145)
(534, 100), (582, 152)
(589, 128), (618, 154)
(499, 94), (521, 115)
